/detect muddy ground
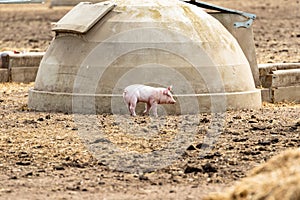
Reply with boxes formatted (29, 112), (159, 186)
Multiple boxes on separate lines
(0, 0), (299, 199)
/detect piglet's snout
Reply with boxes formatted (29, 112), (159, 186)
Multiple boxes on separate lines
(169, 98), (176, 104)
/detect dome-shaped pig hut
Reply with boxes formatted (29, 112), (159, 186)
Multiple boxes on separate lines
(28, 0), (261, 115)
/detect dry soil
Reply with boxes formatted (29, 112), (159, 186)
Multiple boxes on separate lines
(0, 0), (299, 199)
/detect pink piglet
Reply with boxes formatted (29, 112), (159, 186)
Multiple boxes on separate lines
(123, 84), (176, 117)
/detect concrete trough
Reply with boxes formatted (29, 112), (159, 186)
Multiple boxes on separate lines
(273, 86), (300, 103)
(0, 52), (44, 83)
(259, 63), (300, 84)
(11, 67), (39, 83)
(259, 63), (300, 103)
(263, 69), (300, 88)
(0, 69), (9, 82)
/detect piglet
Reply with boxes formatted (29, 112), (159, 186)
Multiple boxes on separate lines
(123, 84), (176, 117)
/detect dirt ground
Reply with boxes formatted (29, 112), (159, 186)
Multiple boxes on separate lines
(0, 0), (299, 63)
(0, 0), (299, 199)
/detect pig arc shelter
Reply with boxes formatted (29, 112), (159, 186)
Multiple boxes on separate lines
(28, 0), (261, 115)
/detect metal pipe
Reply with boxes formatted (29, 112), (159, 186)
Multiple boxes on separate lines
(0, 0), (44, 4)
(181, 0), (256, 28)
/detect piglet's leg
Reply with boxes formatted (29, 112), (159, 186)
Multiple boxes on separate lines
(129, 103), (137, 116)
(128, 97), (137, 116)
(151, 102), (158, 117)
(126, 103), (132, 115)
(143, 103), (151, 115)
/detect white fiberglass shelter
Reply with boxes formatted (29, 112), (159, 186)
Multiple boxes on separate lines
(28, 0), (261, 115)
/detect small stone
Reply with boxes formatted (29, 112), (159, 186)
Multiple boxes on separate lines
(28, 38), (39, 43)
(233, 137), (248, 142)
(54, 165), (65, 170)
(258, 146), (267, 151)
(242, 157), (249, 161)
(200, 117), (210, 123)
(140, 119), (147, 124)
(228, 160), (237, 165)
(231, 131), (240, 135)
(93, 138), (111, 144)
(139, 175), (149, 181)
(290, 126), (298, 130)
(271, 138), (279, 144)
(37, 169), (46, 173)
(23, 119), (37, 124)
(196, 143), (210, 149)
(251, 124), (266, 130)
(227, 146), (234, 150)
(141, 127), (148, 133)
(18, 152), (29, 158)
(37, 117), (44, 121)
(0, 189), (12, 193)
(248, 119), (258, 123)
(214, 152), (222, 157)
(287, 142), (296, 147)
(111, 122), (120, 126)
(203, 154), (215, 159)
(66, 186), (80, 191)
(233, 115), (242, 119)
(24, 172), (33, 177)
(186, 145), (196, 151)
(184, 165), (202, 174)
(202, 163), (217, 173)
(240, 150), (250, 155)
(150, 124), (158, 129)
(291, 138), (299, 142)
(279, 49), (289, 52)
(258, 140), (271, 146)
(16, 161), (31, 166)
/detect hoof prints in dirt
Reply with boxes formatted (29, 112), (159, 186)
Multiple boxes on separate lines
(0, 87), (299, 197)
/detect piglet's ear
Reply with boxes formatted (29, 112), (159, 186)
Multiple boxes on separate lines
(167, 85), (173, 91)
(163, 89), (168, 95)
